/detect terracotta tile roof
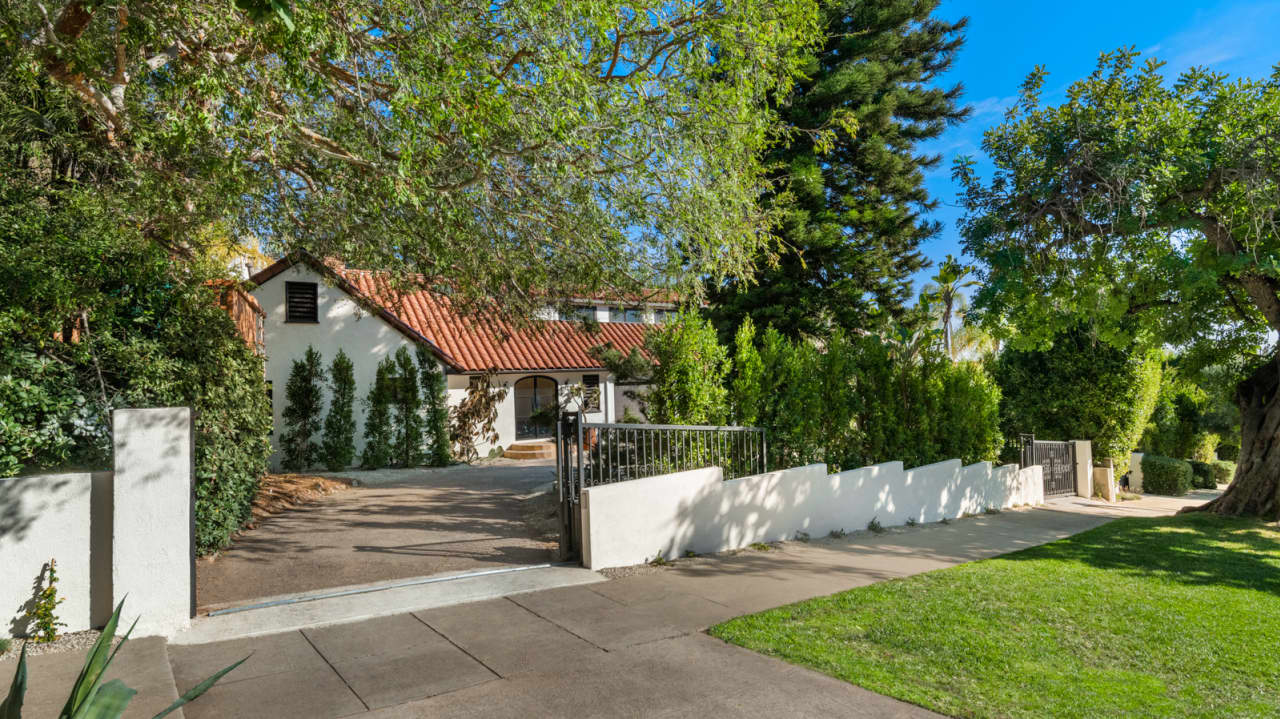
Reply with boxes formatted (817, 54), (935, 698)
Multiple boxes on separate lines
(338, 269), (650, 372)
(251, 254), (651, 373)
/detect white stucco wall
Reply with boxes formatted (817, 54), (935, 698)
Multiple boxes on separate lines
(581, 459), (1046, 569)
(253, 263), (422, 468)
(446, 370), (617, 456)
(1129, 452), (1145, 493)
(0, 471), (111, 635)
(1, 407), (195, 639)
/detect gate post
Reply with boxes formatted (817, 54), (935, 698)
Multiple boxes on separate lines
(1072, 440), (1093, 498)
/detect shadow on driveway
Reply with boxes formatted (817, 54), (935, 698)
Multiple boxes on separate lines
(197, 462), (558, 610)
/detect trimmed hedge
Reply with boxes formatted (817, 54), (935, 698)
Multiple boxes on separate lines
(1141, 454), (1193, 496)
(1209, 460), (1236, 487)
(1188, 461), (1214, 490)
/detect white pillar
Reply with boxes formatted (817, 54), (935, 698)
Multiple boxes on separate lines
(1073, 440), (1093, 498)
(112, 408), (193, 637)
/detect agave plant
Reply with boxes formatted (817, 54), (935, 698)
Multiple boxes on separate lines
(0, 599), (244, 719)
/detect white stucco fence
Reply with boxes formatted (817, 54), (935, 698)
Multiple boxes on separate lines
(581, 459), (1045, 569)
(0, 408), (194, 639)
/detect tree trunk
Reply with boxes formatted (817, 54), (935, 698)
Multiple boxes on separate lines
(1183, 357), (1280, 519)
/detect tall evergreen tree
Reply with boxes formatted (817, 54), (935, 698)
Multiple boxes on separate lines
(361, 357), (396, 470)
(416, 346), (453, 467)
(321, 349), (357, 471)
(391, 346), (424, 467)
(708, 0), (968, 340)
(281, 346), (325, 472)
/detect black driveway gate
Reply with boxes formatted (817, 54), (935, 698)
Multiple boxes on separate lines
(1019, 434), (1077, 497)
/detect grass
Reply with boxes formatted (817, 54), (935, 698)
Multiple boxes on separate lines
(710, 514), (1280, 718)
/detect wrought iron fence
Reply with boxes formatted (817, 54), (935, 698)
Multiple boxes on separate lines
(1017, 433), (1078, 497)
(554, 413), (767, 558)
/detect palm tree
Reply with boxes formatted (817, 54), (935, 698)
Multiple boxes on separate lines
(920, 255), (979, 360)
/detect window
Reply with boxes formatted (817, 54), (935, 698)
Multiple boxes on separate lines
(610, 307), (645, 323)
(560, 306), (596, 322)
(284, 282), (318, 323)
(582, 374), (601, 412)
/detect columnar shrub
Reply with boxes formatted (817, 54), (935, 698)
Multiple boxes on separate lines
(361, 357), (396, 469)
(391, 346), (424, 467)
(280, 346), (326, 472)
(416, 345), (452, 467)
(729, 317), (766, 426)
(1141, 454), (1192, 496)
(321, 349), (357, 471)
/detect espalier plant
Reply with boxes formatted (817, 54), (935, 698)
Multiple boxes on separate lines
(28, 559), (66, 644)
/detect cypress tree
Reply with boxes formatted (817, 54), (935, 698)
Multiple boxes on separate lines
(321, 349), (357, 471)
(280, 346), (325, 472)
(416, 345), (452, 467)
(392, 346), (424, 467)
(361, 356), (396, 469)
(708, 0), (969, 340)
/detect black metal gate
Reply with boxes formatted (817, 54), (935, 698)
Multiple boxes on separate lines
(555, 412), (767, 560)
(1019, 434), (1077, 497)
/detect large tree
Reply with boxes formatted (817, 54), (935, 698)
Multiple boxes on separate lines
(956, 50), (1280, 518)
(708, 0), (968, 340)
(5, 0), (820, 319)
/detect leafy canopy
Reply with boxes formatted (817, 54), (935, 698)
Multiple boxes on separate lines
(7, 0), (822, 319)
(956, 50), (1280, 375)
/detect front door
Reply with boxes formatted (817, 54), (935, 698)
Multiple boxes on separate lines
(514, 376), (557, 440)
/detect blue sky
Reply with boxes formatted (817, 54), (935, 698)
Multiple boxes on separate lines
(912, 0), (1280, 294)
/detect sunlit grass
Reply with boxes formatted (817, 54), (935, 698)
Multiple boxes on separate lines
(710, 514), (1280, 718)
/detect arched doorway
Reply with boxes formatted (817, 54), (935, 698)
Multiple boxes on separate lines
(514, 376), (558, 440)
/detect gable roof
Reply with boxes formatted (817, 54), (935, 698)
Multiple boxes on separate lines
(250, 253), (651, 373)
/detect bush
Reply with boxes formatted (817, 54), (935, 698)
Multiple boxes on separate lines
(1188, 460), (1214, 490)
(645, 310), (729, 425)
(1141, 454), (1192, 496)
(280, 346), (325, 472)
(994, 327), (1161, 476)
(1210, 460), (1236, 486)
(321, 349), (357, 471)
(1217, 443), (1240, 461)
(391, 346), (424, 467)
(361, 356), (397, 469)
(416, 346), (452, 467)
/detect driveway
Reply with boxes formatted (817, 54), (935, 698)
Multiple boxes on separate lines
(197, 461), (558, 610)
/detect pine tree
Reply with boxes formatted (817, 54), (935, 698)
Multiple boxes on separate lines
(416, 345), (452, 467)
(708, 0), (968, 341)
(280, 346), (326, 472)
(361, 356), (396, 469)
(321, 349), (357, 471)
(391, 346), (424, 467)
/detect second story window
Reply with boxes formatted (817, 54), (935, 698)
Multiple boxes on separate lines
(285, 281), (318, 323)
(610, 307), (645, 323)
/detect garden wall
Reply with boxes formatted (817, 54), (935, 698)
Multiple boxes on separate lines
(0, 408), (194, 639)
(580, 459), (1045, 569)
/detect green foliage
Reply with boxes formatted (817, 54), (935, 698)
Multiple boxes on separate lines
(1141, 455), (1193, 497)
(1211, 460), (1237, 486)
(727, 320), (1002, 471)
(5, 0), (822, 325)
(643, 311), (729, 425)
(449, 374), (509, 462)
(729, 317), (766, 426)
(1188, 461), (1214, 490)
(361, 357), (397, 470)
(0, 208), (271, 554)
(280, 347), (326, 472)
(391, 347), (424, 467)
(1140, 366), (1238, 463)
(26, 560), (65, 644)
(993, 328), (1162, 475)
(321, 350), (357, 471)
(1, 599), (244, 719)
(416, 346), (452, 467)
(708, 0), (966, 340)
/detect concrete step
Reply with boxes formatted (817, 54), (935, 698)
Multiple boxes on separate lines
(505, 442), (556, 459)
(173, 564), (603, 645)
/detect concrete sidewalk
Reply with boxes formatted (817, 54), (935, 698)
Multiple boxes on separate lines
(169, 492), (1214, 719)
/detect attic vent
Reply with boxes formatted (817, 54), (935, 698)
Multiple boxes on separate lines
(285, 282), (318, 323)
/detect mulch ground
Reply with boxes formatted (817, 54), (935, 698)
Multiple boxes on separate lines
(245, 473), (355, 529)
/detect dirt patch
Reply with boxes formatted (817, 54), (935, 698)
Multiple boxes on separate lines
(246, 473), (354, 529)
(520, 486), (562, 544)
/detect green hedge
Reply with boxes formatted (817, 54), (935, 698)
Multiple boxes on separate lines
(1209, 460), (1236, 487)
(1188, 461), (1214, 490)
(1141, 454), (1192, 496)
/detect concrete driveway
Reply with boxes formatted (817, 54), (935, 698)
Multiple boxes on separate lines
(197, 462), (558, 610)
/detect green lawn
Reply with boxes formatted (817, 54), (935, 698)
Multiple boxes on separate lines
(709, 514), (1280, 718)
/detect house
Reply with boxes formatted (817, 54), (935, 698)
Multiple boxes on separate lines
(248, 253), (666, 468)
